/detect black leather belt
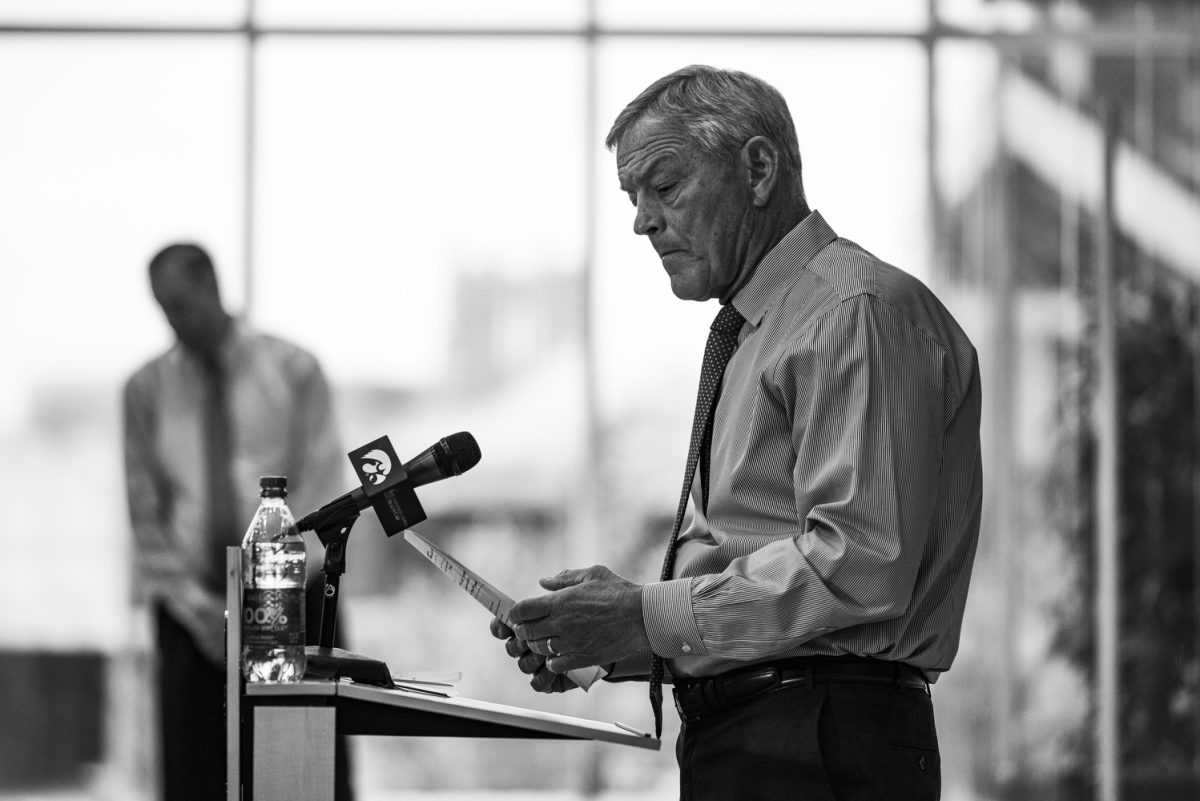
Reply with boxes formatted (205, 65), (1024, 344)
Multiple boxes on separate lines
(672, 657), (929, 723)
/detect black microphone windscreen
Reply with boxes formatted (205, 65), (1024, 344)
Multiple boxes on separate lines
(443, 431), (481, 474)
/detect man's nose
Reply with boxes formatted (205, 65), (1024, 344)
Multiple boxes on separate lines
(633, 201), (661, 237)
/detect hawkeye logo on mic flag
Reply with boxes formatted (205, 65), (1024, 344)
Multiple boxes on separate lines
(350, 436), (402, 494)
(359, 449), (393, 485)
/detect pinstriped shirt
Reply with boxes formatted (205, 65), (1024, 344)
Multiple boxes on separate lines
(639, 210), (982, 683)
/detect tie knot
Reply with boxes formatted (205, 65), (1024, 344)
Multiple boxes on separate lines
(711, 303), (744, 337)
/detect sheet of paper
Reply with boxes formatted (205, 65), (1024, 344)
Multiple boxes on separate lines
(404, 529), (603, 691)
(391, 671), (461, 687)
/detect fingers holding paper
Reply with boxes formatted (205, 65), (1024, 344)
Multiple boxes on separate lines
(509, 565), (651, 675)
(489, 616), (578, 693)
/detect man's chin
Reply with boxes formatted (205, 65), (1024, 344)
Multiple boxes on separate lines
(664, 260), (720, 302)
(668, 284), (710, 302)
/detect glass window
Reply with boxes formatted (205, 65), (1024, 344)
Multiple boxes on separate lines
(0, 35), (245, 648)
(253, 34), (592, 541)
(253, 36), (586, 392)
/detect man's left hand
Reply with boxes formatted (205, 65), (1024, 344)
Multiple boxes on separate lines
(509, 565), (650, 675)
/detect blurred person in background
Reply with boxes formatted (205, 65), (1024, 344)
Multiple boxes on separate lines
(123, 242), (355, 801)
(493, 65), (982, 800)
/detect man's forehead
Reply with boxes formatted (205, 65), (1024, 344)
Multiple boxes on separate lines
(616, 123), (692, 187)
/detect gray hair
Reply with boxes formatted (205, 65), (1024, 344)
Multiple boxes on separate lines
(605, 65), (804, 200)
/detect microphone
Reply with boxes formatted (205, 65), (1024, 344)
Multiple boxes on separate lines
(400, 431), (482, 488)
(297, 432), (481, 536)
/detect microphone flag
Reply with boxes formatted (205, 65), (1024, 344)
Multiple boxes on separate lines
(348, 435), (426, 535)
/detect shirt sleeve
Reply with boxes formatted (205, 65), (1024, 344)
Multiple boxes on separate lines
(644, 295), (947, 660)
(123, 371), (219, 626)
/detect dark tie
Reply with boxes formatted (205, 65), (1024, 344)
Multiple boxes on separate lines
(203, 359), (238, 592)
(649, 302), (745, 738)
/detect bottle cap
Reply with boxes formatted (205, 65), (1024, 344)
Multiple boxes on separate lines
(259, 476), (288, 496)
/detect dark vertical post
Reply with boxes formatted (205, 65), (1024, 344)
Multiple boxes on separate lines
(1192, 284), (1200, 780)
(1190, 7), (1200, 777)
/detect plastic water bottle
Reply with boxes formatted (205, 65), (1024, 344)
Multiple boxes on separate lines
(241, 475), (307, 682)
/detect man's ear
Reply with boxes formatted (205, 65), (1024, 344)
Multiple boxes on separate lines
(741, 136), (781, 208)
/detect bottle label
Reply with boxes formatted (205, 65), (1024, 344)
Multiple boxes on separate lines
(242, 588), (305, 647)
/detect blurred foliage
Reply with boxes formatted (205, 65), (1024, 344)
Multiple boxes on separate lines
(1049, 238), (1198, 771)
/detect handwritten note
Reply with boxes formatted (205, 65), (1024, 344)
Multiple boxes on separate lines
(404, 529), (602, 691)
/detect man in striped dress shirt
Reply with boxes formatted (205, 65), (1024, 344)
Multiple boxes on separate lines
(493, 65), (982, 800)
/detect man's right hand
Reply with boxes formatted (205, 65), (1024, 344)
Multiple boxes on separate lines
(490, 617), (580, 694)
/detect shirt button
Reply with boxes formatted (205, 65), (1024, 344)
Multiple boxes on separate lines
(681, 644), (692, 654)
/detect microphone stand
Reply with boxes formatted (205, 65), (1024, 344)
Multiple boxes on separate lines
(300, 493), (395, 687)
(296, 434), (431, 687)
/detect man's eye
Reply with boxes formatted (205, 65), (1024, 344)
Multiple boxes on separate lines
(656, 183), (675, 195)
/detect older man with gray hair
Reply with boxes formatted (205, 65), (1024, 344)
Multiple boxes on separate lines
(492, 65), (982, 800)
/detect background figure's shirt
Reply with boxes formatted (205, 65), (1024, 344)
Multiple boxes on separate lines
(639, 210), (982, 683)
(123, 320), (346, 631)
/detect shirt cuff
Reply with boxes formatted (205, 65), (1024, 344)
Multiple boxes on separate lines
(642, 578), (707, 658)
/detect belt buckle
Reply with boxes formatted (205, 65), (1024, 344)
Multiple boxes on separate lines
(673, 684), (703, 722)
(711, 667), (781, 712)
(674, 666), (788, 723)
(673, 689), (687, 720)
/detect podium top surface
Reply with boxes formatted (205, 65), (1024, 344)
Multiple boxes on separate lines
(245, 679), (659, 750)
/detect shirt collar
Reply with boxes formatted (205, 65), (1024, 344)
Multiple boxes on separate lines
(730, 209), (837, 327)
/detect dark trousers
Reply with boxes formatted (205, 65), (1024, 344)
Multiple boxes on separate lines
(155, 605), (230, 801)
(677, 680), (940, 801)
(155, 577), (355, 801)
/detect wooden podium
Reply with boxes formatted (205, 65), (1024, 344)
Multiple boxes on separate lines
(225, 548), (658, 801)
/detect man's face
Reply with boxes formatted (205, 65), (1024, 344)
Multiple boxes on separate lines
(616, 116), (751, 302)
(151, 261), (227, 356)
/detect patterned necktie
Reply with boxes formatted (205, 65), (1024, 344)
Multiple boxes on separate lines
(649, 302), (745, 738)
(203, 358), (238, 592)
